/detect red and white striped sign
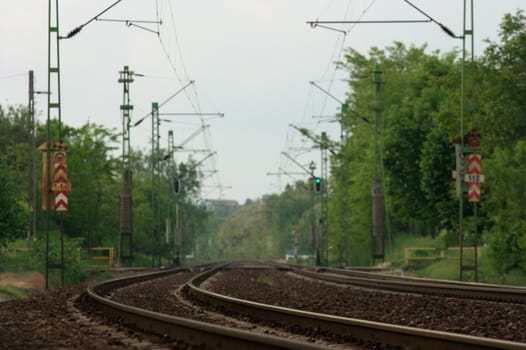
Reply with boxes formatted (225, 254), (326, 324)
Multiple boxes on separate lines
(466, 154), (482, 203)
(54, 152), (69, 211)
(468, 182), (481, 202)
(468, 154), (481, 174)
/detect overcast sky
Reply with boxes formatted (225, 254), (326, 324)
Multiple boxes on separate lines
(1, 0), (523, 203)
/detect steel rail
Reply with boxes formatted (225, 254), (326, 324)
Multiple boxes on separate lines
(186, 266), (526, 350)
(86, 264), (327, 350)
(293, 266), (526, 304)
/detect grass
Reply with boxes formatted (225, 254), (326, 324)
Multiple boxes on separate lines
(0, 285), (28, 301)
(385, 234), (526, 285)
(384, 234), (437, 268)
(416, 259), (459, 280)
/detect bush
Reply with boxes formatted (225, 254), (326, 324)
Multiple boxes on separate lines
(31, 235), (88, 287)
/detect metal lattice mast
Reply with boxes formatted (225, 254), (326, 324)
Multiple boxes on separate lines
(459, 0), (476, 281)
(151, 102), (160, 267)
(155, 105), (162, 267)
(118, 66), (134, 265)
(28, 71), (36, 246)
(372, 64), (385, 263)
(168, 130), (175, 242)
(45, 0), (65, 289)
(320, 132), (329, 266)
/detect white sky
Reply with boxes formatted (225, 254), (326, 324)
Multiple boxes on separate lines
(1, 0), (524, 203)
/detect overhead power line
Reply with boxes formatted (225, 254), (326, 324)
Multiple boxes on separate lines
(402, 0), (462, 39)
(60, 0), (126, 39)
(95, 18), (162, 35)
(132, 80), (194, 127)
(0, 73), (26, 80)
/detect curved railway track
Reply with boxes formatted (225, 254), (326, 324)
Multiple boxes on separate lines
(86, 264), (326, 350)
(281, 264), (526, 304)
(85, 262), (526, 350)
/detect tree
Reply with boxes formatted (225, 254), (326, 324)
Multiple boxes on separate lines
(63, 122), (120, 247)
(479, 10), (526, 153)
(0, 106), (29, 248)
(419, 123), (456, 231)
(483, 141), (526, 274)
(0, 154), (26, 247)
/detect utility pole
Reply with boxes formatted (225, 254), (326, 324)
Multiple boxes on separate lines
(459, 0), (478, 282)
(310, 81), (369, 266)
(151, 102), (160, 267)
(308, 161), (319, 266)
(44, 0), (66, 289)
(371, 64), (385, 263)
(28, 71), (36, 246)
(288, 126), (333, 266)
(118, 66), (134, 265)
(168, 130), (177, 265)
(281, 151), (320, 265)
(320, 132), (329, 265)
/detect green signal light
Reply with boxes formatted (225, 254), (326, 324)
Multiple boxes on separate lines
(314, 177), (321, 192)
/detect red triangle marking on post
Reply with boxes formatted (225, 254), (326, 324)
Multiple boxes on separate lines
(55, 199), (68, 209)
(54, 164), (68, 172)
(469, 154), (481, 162)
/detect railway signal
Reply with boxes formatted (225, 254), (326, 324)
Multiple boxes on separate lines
(174, 178), (181, 194)
(314, 177), (321, 192)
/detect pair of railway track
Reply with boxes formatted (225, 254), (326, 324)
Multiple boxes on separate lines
(86, 262), (526, 350)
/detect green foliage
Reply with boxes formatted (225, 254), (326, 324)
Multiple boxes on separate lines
(327, 10), (526, 273)
(217, 200), (274, 259)
(0, 154), (27, 247)
(419, 123), (456, 228)
(0, 105), (29, 247)
(63, 122), (120, 247)
(216, 181), (315, 260)
(31, 236), (88, 286)
(484, 141), (526, 273)
(416, 259), (459, 281)
(479, 10), (526, 152)
(2, 11), (526, 279)
(0, 286), (28, 301)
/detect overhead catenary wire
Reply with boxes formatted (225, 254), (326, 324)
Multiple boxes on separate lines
(0, 72), (27, 80)
(60, 0), (126, 39)
(156, 1), (201, 114)
(132, 80), (194, 127)
(94, 18), (162, 35)
(154, 1), (222, 198)
(402, 0), (461, 38)
(317, 0), (355, 117)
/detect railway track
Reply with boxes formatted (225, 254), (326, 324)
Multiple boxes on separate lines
(86, 262), (526, 350)
(282, 264), (526, 304)
(86, 264), (327, 350)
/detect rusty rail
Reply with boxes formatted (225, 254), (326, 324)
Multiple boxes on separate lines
(86, 264), (326, 350)
(186, 265), (526, 350)
(294, 265), (526, 304)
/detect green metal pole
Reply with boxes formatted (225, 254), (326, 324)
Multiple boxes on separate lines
(321, 132), (329, 266)
(459, 0), (475, 281)
(46, 0), (64, 288)
(151, 102), (159, 267)
(372, 64), (385, 263)
(118, 66), (134, 266)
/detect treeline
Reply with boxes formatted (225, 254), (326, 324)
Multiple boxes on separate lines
(330, 10), (526, 273)
(0, 106), (212, 265)
(215, 11), (526, 275)
(216, 181), (316, 260)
